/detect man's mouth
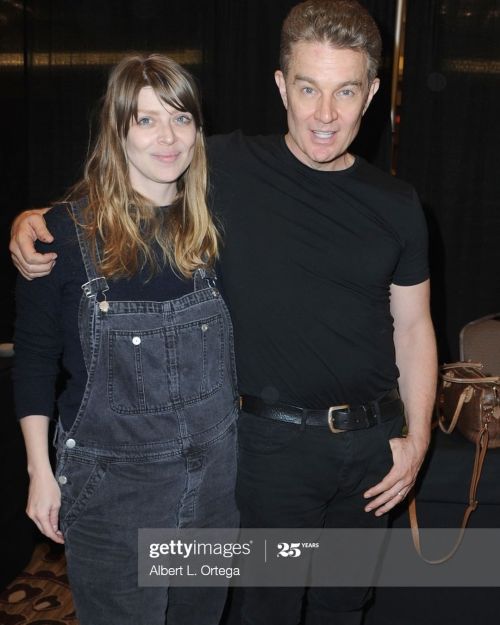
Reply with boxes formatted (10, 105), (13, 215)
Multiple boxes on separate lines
(312, 130), (336, 139)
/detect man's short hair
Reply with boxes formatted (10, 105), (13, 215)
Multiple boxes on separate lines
(280, 0), (382, 83)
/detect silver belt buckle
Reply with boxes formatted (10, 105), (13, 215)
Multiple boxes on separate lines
(327, 404), (350, 434)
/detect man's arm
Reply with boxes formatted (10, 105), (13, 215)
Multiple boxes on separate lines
(10, 208), (56, 280)
(364, 279), (437, 516)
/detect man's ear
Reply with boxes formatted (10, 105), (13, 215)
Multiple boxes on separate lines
(274, 70), (288, 110)
(362, 77), (380, 115)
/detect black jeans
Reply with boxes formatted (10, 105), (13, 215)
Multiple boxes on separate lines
(235, 409), (405, 625)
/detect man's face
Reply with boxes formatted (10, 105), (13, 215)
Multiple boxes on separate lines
(275, 41), (379, 171)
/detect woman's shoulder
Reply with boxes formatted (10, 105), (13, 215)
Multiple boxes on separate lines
(45, 201), (76, 228)
(35, 202), (79, 255)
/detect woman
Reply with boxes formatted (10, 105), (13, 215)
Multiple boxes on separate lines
(14, 54), (239, 625)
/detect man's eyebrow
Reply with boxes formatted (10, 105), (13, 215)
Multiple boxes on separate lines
(293, 75), (363, 89)
(337, 80), (363, 88)
(293, 74), (318, 85)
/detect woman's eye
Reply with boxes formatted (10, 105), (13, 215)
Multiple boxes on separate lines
(137, 117), (153, 127)
(175, 114), (192, 125)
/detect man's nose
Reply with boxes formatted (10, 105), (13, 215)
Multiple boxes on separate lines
(315, 95), (337, 124)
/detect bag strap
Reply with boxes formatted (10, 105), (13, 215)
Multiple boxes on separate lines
(441, 373), (500, 384)
(440, 362), (500, 385)
(437, 385), (473, 434)
(408, 425), (490, 564)
(441, 362), (483, 370)
(439, 360), (484, 371)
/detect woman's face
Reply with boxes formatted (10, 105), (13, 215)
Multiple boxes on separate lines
(125, 86), (197, 205)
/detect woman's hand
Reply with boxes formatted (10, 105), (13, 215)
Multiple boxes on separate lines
(26, 468), (65, 544)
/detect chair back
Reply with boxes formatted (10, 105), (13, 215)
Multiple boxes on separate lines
(460, 313), (500, 375)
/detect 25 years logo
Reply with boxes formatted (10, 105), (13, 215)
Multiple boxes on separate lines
(277, 542), (302, 558)
(276, 542), (320, 558)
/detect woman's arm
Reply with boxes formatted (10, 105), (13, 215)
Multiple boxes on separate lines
(20, 415), (64, 544)
(13, 206), (71, 543)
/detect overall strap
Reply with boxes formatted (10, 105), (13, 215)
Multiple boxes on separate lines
(69, 198), (109, 298)
(193, 266), (217, 292)
(69, 197), (108, 372)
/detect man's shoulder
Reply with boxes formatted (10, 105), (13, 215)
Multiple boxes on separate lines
(346, 160), (426, 238)
(207, 131), (281, 164)
(353, 158), (415, 200)
(207, 130), (277, 146)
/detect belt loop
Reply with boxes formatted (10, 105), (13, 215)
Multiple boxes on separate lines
(371, 399), (382, 424)
(300, 410), (308, 431)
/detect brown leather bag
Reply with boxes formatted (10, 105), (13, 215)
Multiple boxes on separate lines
(437, 362), (500, 446)
(409, 362), (500, 563)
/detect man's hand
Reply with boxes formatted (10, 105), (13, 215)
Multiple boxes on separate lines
(363, 433), (428, 516)
(10, 208), (56, 280)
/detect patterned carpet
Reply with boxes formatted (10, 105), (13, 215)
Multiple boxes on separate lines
(0, 542), (77, 625)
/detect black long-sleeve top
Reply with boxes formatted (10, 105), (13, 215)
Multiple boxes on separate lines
(13, 204), (193, 430)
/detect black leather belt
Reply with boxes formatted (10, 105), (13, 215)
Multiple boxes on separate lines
(240, 389), (403, 433)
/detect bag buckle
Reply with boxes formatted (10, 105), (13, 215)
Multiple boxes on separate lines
(327, 405), (350, 434)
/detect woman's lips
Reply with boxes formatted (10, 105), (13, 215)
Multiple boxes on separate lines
(151, 153), (179, 163)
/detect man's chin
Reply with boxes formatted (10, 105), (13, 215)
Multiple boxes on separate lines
(305, 149), (351, 172)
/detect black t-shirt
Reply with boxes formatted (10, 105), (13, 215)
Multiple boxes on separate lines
(208, 132), (429, 407)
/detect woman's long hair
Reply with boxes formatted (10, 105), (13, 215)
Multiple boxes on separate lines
(69, 54), (218, 278)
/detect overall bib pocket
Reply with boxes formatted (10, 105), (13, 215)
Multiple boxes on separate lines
(107, 313), (225, 414)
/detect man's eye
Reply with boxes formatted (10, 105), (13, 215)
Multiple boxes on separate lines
(338, 89), (355, 97)
(302, 87), (315, 95)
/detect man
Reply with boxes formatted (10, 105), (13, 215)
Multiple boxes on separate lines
(11, 1), (436, 624)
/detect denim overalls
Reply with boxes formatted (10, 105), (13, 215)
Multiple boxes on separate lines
(55, 200), (239, 625)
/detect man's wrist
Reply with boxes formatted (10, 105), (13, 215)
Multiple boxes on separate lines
(405, 429), (431, 451)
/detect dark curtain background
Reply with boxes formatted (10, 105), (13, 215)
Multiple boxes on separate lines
(397, 0), (500, 360)
(5, 0), (499, 362)
(0, 0), (395, 342)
